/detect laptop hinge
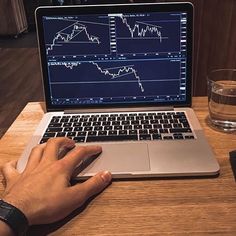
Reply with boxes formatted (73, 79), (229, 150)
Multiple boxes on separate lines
(64, 106), (174, 114)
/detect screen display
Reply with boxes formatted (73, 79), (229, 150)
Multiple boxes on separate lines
(40, 7), (191, 108)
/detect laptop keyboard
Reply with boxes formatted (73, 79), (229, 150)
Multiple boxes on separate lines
(39, 111), (195, 144)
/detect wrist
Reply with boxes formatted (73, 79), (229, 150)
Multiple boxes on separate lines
(2, 195), (30, 223)
(0, 199), (29, 236)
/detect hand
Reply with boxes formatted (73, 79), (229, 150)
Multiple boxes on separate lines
(1, 137), (112, 225)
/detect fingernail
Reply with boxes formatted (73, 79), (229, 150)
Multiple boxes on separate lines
(101, 171), (112, 183)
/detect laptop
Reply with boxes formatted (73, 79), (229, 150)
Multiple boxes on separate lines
(17, 2), (220, 179)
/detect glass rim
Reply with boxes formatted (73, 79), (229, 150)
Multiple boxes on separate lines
(207, 68), (236, 82)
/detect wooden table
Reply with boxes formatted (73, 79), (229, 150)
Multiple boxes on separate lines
(0, 97), (236, 235)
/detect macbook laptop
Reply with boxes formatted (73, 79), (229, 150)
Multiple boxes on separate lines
(17, 2), (220, 179)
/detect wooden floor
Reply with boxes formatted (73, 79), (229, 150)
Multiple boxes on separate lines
(0, 48), (43, 138)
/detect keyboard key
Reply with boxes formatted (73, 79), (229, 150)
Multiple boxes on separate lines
(119, 130), (128, 135)
(48, 123), (62, 128)
(126, 116), (134, 121)
(104, 126), (113, 131)
(88, 131), (97, 136)
(134, 125), (142, 129)
(64, 127), (73, 132)
(84, 127), (93, 131)
(159, 129), (169, 133)
(67, 132), (76, 137)
(169, 128), (192, 133)
(77, 131), (86, 136)
(61, 118), (69, 122)
(131, 120), (139, 125)
(56, 132), (66, 137)
(173, 133), (184, 139)
(98, 131), (107, 136)
(153, 124), (162, 129)
(103, 121), (111, 126)
(124, 125), (132, 130)
(74, 127), (83, 131)
(149, 129), (159, 134)
(43, 132), (55, 138)
(93, 122), (101, 126)
(114, 125), (122, 130)
(83, 122), (91, 126)
(153, 134), (162, 140)
(172, 123), (183, 128)
(185, 135), (195, 139)
(94, 126), (103, 131)
(86, 134), (138, 142)
(108, 117), (116, 121)
(139, 130), (148, 134)
(144, 124), (152, 129)
(46, 127), (63, 133)
(140, 134), (152, 140)
(74, 122), (83, 127)
(122, 121), (130, 125)
(112, 121), (120, 126)
(108, 130), (117, 135)
(63, 123), (72, 127)
(50, 118), (60, 123)
(129, 130), (137, 135)
(74, 137), (86, 143)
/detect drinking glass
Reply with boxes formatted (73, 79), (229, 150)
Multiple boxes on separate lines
(207, 69), (236, 132)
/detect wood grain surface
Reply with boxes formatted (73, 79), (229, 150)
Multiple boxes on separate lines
(0, 97), (235, 235)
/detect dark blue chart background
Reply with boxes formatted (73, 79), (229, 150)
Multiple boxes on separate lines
(44, 16), (110, 56)
(115, 13), (181, 55)
(49, 59), (182, 99)
(42, 12), (187, 105)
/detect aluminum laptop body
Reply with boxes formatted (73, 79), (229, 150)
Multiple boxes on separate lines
(17, 2), (220, 179)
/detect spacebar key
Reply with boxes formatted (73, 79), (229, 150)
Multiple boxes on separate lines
(86, 135), (138, 142)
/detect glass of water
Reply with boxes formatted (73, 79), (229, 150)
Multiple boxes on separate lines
(207, 69), (236, 132)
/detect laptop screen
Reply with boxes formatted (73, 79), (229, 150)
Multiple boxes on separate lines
(36, 3), (193, 110)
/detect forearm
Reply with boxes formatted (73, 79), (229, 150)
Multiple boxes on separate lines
(0, 221), (14, 236)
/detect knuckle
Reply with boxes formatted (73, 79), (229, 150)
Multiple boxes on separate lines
(54, 161), (65, 171)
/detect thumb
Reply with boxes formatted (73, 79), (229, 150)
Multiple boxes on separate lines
(70, 171), (112, 204)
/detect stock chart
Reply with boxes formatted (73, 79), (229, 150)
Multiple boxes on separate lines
(43, 12), (188, 105)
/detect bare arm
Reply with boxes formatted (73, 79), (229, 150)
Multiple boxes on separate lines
(0, 137), (111, 234)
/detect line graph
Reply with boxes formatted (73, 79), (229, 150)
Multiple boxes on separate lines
(46, 22), (100, 54)
(44, 18), (110, 56)
(61, 61), (144, 92)
(91, 62), (144, 92)
(48, 59), (182, 100)
(119, 15), (162, 41)
(115, 14), (180, 55)
(42, 12), (188, 106)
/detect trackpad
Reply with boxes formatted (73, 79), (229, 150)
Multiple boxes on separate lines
(81, 143), (150, 174)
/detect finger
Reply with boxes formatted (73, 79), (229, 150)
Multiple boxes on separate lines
(23, 143), (46, 173)
(1, 160), (19, 183)
(68, 171), (112, 206)
(41, 137), (75, 164)
(60, 145), (102, 174)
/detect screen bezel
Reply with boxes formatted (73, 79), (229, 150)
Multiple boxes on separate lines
(35, 2), (193, 112)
